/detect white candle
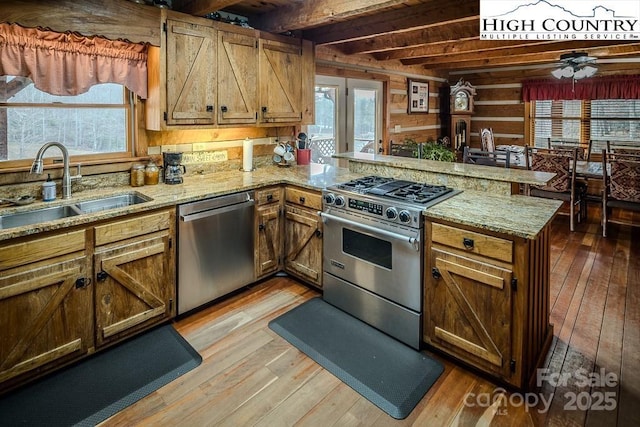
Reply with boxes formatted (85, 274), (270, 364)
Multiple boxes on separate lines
(242, 138), (253, 172)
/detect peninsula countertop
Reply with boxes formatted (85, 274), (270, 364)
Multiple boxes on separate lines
(0, 163), (560, 242)
(334, 152), (556, 187)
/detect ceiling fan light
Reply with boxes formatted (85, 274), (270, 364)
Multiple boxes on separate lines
(551, 68), (565, 79)
(573, 65), (597, 80)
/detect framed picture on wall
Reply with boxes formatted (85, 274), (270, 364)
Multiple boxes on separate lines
(407, 79), (429, 114)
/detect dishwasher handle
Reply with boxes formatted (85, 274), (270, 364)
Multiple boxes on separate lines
(180, 199), (254, 223)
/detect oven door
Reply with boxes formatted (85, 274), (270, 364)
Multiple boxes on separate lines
(320, 209), (422, 311)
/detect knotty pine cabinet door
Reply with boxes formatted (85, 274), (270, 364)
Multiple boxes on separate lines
(284, 204), (322, 288)
(255, 203), (282, 279)
(165, 18), (217, 126)
(425, 248), (514, 380)
(0, 229), (92, 390)
(218, 30), (258, 125)
(93, 209), (176, 348)
(259, 38), (303, 123)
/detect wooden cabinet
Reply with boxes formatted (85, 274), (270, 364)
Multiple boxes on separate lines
(146, 11), (314, 130)
(93, 209), (176, 347)
(255, 187), (282, 279)
(165, 17), (217, 127)
(0, 208), (176, 392)
(0, 229), (93, 391)
(218, 29), (258, 125)
(283, 187), (323, 287)
(424, 221), (553, 389)
(258, 37), (303, 124)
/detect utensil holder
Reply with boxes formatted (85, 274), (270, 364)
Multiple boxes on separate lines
(297, 148), (311, 165)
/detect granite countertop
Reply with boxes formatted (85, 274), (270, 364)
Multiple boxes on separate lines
(334, 152), (556, 186)
(424, 190), (562, 239)
(0, 162), (561, 242)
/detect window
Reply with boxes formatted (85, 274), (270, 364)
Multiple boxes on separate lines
(0, 76), (132, 164)
(530, 99), (640, 151)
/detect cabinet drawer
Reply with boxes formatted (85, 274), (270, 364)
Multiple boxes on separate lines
(285, 187), (322, 210)
(431, 222), (513, 263)
(0, 230), (86, 271)
(255, 187), (281, 205)
(94, 210), (172, 246)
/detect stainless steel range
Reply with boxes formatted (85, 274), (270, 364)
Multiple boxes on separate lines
(319, 176), (460, 349)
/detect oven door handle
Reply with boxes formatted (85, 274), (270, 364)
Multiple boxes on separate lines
(318, 211), (420, 251)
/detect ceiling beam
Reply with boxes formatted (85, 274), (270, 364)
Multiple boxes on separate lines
(403, 40), (640, 66)
(337, 18), (478, 55)
(379, 39), (558, 62)
(302, 0), (479, 45)
(254, 0), (411, 34)
(422, 43), (640, 70)
(173, 0), (242, 16)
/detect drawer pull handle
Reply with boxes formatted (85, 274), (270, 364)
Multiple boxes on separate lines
(221, 105), (228, 113)
(315, 229), (322, 238)
(75, 277), (91, 289)
(463, 237), (474, 250)
(97, 271), (108, 282)
(431, 267), (441, 279)
(266, 194), (273, 202)
(299, 196), (305, 204)
(259, 223), (265, 231)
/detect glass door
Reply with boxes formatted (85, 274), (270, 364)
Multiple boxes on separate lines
(347, 79), (382, 154)
(308, 76), (381, 163)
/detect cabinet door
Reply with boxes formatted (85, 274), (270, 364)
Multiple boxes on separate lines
(426, 248), (513, 378)
(166, 18), (217, 126)
(0, 255), (92, 387)
(94, 232), (175, 347)
(255, 203), (281, 279)
(284, 204), (322, 287)
(259, 38), (302, 123)
(218, 30), (258, 125)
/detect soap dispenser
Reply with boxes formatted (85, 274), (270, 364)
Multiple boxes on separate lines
(42, 174), (57, 201)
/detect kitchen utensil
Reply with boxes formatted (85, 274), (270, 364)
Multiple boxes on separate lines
(273, 154), (282, 163)
(297, 132), (308, 149)
(0, 195), (36, 206)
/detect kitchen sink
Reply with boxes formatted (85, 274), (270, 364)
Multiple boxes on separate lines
(74, 192), (152, 214)
(0, 205), (82, 229)
(0, 192), (153, 230)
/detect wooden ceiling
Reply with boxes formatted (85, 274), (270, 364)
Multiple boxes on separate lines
(173, 0), (640, 73)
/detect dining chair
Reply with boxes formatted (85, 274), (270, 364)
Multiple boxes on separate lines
(548, 139), (588, 160)
(463, 146), (510, 168)
(525, 146), (586, 232)
(480, 128), (495, 152)
(601, 149), (640, 237)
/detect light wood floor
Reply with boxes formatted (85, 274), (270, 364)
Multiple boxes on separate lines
(102, 206), (639, 427)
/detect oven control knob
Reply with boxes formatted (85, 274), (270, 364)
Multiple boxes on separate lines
(385, 207), (398, 220)
(335, 195), (346, 207)
(399, 210), (412, 224)
(324, 193), (335, 205)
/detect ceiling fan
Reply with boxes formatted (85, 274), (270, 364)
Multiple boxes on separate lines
(551, 52), (598, 80)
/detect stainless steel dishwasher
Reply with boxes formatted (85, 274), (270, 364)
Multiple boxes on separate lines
(177, 191), (255, 314)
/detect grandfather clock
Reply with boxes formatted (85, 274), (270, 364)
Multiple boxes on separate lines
(449, 79), (476, 151)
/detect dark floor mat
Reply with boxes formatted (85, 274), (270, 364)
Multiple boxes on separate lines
(0, 324), (201, 426)
(268, 297), (443, 419)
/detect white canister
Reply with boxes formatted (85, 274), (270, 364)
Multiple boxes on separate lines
(42, 174), (57, 201)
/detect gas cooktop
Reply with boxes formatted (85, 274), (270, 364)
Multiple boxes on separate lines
(332, 176), (456, 205)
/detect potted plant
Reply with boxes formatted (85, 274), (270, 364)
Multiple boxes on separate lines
(420, 137), (456, 162)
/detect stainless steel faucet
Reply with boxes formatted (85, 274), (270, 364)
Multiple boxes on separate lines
(30, 142), (82, 199)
